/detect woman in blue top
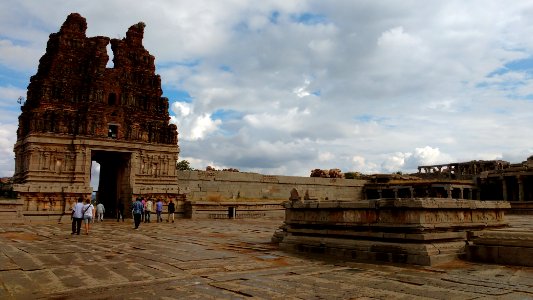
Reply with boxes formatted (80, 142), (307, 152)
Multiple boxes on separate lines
(156, 198), (163, 223)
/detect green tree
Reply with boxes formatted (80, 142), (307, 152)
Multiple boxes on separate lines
(344, 172), (356, 179)
(176, 160), (193, 171)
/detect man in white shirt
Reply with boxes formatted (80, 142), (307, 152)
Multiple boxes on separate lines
(144, 198), (153, 223)
(96, 202), (105, 222)
(71, 197), (84, 235)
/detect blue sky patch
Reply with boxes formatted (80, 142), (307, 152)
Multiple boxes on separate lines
(0, 64), (30, 89)
(212, 109), (243, 121)
(220, 65), (233, 73)
(504, 56), (533, 72)
(269, 11), (280, 24)
(291, 13), (329, 25)
(476, 78), (526, 91)
(488, 56), (533, 78)
(0, 35), (33, 47)
(162, 88), (193, 103)
(157, 59), (200, 69)
(354, 114), (389, 124)
(233, 21), (250, 33)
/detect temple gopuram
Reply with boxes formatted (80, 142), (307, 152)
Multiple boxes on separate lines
(13, 13), (180, 222)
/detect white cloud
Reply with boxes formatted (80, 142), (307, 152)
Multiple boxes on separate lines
(318, 151), (334, 162)
(189, 114), (222, 140)
(0, 39), (43, 71)
(171, 102), (222, 141)
(350, 155), (379, 174)
(0, 123), (17, 177)
(2, 1), (533, 177)
(381, 146), (453, 173)
(171, 102), (192, 117)
(90, 162), (100, 190)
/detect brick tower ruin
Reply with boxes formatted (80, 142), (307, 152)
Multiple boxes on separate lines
(13, 13), (180, 222)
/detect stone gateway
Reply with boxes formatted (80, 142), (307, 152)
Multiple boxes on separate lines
(13, 13), (180, 222)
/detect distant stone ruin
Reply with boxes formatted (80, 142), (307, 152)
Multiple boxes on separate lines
(13, 13), (180, 222)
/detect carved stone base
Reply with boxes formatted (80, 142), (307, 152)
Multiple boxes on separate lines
(274, 198), (510, 266)
(280, 235), (467, 266)
(184, 200), (285, 219)
(0, 199), (24, 224)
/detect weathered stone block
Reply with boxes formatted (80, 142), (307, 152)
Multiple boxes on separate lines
(275, 198), (509, 266)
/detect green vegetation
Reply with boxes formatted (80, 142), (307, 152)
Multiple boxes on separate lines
(176, 160), (193, 171)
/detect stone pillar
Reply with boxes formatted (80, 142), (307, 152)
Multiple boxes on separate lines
(393, 188), (398, 199)
(377, 190), (382, 199)
(518, 176), (524, 202)
(446, 185), (452, 198)
(501, 176), (508, 201)
(459, 188), (464, 200)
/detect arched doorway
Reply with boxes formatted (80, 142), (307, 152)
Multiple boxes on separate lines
(91, 150), (132, 219)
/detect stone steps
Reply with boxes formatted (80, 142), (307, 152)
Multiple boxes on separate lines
(0, 199), (24, 224)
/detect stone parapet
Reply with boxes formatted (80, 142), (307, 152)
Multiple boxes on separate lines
(466, 230), (533, 266)
(285, 198), (509, 231)
(275, 198), (510, 266)
(184, 200), (284, 219)
(0, 199), (24, 224)
(178, 170), (365, 202)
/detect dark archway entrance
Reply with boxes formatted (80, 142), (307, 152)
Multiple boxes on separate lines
(91, 150), (132, 219)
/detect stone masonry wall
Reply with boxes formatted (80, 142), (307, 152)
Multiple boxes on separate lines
(177, 170), (366, 202)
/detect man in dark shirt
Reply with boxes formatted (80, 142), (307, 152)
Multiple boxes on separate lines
(116, 201), (125, 222)
(132, 197), (144, 229)
(167, 199), (175, 223)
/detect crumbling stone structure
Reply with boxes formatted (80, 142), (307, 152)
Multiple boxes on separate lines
(417, 160), (511, 180)
(13, 13), (179, 222)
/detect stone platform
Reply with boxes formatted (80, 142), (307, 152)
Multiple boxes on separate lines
(183, 200), (285, 219)
(466, 215), (533, 267)
(0, 216), (533, 299)
(0, 199), (23, 225)
(275, 198), (510, 266)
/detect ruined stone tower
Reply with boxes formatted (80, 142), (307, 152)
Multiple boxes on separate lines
(13, 13), (180, 222)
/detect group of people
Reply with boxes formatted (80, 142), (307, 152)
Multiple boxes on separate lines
(71, 197), (101, 235)
(132, 197), (176, 229)
(71, 196), (177, 233)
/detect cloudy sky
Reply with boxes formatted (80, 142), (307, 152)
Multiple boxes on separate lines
(2, 0), (533, 178)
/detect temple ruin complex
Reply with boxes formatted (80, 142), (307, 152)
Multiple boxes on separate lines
(2, 12), (533, 269)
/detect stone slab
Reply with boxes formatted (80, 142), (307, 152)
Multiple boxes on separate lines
(0, 217), (532, 298)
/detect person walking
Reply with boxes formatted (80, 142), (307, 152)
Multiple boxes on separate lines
(82, 199), (95, 235)
(96, 202), (105, 222)
(132, 197), (144, 229)
(155, 198), (163, 223)
(71, 197), (84, 235)
(145, 198), (153, 223)
(141, 197), (146, 222)
(116, 201), (124, 222)
(167, 199), (175, 223)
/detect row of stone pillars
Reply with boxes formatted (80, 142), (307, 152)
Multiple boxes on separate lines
(371, 185), (475, 200)
(501, 176), (526, 201)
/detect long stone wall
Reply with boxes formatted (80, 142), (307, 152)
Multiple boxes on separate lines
(177, 170), (366, 203)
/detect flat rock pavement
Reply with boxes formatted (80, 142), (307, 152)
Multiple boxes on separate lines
(0, 216), (532, 299)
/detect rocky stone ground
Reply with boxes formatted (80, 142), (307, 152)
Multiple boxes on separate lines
(0, 216), (532, 299)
